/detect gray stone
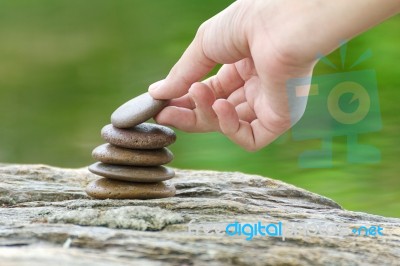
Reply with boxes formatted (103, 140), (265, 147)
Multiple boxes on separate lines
(101, 123), (176, 149)
(92, 144), (173, 166)
(111, 92), (168, 128)
(88, 162), (175, 182)
(0, 163), (399, 266)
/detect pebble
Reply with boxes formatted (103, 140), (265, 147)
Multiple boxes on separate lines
(85, 178), (176, 199)
(92, 143), (173, 166)
(111, 92), (168, 128)
(101, 123), (176, 149)
(87, 92), (177, 200)
(88, 162), (175, 182)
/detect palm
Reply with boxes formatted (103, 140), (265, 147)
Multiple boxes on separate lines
(222, 58), (293, 137)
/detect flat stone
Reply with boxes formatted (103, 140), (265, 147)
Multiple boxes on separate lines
(111, 92), (168, 128)
(92, 144), (173, 166)
(101, 123), (176, 149)
(85, 178), (176, 199)
(88, 162), (175, 182)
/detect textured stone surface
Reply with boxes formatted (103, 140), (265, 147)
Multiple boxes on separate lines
(92, 144), (174, 166)
(86, 178), (176, 199)
(101, 123), (176, 149)
(88, 162), (175, 182)
(111, 92), (168, 128)
(0, 164), (399, 266)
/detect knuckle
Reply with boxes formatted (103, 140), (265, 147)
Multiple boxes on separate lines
(208, 77), (225, 98)
(196, 20), (210, 37)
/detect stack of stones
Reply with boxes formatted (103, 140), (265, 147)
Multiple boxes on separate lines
(85, 92), (177, 200)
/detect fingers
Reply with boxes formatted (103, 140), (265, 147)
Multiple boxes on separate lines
(169, 94), (195, 109)
(157, 88), (285, 151)
(149, 1), (249, 101)
(235, 102), (256, 122)
(227, 87), (246, 106)
(167, 63), (246, 112)
(211, 99), (240, 135)
(212, 99), (280, 151)
(149, 24), (216, 100)
(187, 83), (219, 132)
(154, 83), (219, 132)
(203, 63), (245, 99)
(154, 106), (197, 132)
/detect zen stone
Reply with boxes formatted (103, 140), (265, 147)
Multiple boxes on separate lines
(111, 92), (168, 128)
(92, 144), (173, 166)
(85, 177), (176, 199)
(88, 162), (175, 182)
(101, 123), (176, 149)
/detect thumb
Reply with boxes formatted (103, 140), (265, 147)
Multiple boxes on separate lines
(149, 24), (216, 100)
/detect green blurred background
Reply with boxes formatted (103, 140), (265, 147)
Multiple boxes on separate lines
(0, 1), (399, 217)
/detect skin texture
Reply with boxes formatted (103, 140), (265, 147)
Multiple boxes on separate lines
(148, 0), (400, 151)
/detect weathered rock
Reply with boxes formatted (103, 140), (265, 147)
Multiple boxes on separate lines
(88, 162), (175, 182)
(92, 144), (174, 166)
(0, 163), (399, 266)
(101, 123), (176, 149)
(111, 92), (168, 128)
(86, 177), (176, 199)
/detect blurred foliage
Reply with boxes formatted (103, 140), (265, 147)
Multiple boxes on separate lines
(0, 1), (399, 217)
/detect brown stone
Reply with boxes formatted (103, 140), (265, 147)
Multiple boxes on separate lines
(92, 144), (173, 166)
(111, 92), (168, 128)
(101, 123), (176, 149)
(88, 162), (175, 182)
(85, 178), (176, 199)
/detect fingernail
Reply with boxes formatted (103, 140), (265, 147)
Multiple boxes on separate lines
(149, 80), (165, 92)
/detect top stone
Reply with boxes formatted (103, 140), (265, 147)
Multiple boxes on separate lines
(111, 92), (168, 128)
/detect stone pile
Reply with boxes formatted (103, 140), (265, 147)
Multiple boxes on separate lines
(86, 92), (177, 199)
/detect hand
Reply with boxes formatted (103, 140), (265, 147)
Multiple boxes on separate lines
(148, 0), (400, 151)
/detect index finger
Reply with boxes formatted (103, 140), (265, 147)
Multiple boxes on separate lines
(149, 24), (216, 100)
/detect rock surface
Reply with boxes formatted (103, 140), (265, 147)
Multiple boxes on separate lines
(111, 92), (168, 128)
(0, 163), (399, 265)
(92, 144), (173, 166)
(101, 123), (176, 149)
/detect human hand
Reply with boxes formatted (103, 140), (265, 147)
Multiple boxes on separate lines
(148, 0), (400, 151)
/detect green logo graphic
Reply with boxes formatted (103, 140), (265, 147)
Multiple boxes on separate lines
(287, 43), (381, 168)
(327, 81), (370, 125)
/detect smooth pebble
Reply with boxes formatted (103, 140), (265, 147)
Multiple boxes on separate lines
(92, 143), (173, 166)
(101, 123), (176, 149)
(85, 178), (176, 199)
(88, 162), (175, 182)
(111, 92), (167, 128)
